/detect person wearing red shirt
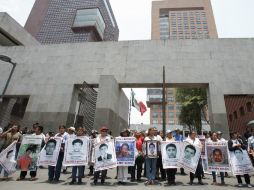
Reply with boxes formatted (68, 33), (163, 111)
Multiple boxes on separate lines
(130, 131), (144, 182)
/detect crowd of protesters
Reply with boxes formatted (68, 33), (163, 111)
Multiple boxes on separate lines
(0, 122), (253, 188)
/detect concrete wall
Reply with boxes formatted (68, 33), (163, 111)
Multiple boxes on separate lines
(1, 39), (254, 134)
(0, 12), (39, 46)
(93, 75), (128, 136)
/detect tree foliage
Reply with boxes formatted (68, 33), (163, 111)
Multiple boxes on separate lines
(175, 88), (207, 134)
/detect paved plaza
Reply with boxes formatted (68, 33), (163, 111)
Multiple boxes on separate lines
(0, 168), (253, 190)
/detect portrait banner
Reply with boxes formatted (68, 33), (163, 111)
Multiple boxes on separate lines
(206, 142), (230, 172)
(63, 136), (89, 166)
(37, 137), (62, 166)
(115, 137), (136, 166)
(17, 135), (42, 171)
(198, 135), (206, 159)
(94, 139), (117, 171)
(0, 141), (17, 174)
(178, 141), (201, 173)
(230, 149), (254, 175)
(145, 140), (158, 158)
(161, 141), (180, 169)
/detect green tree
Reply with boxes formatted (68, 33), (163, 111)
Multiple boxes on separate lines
(175, 88), (207, 134)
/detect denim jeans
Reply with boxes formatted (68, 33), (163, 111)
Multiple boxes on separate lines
(212, 171), (224, 183)
(145, 158), (157, 180)
(72, 166), (85, 180)
(48, 152), (64, 181)
(0, 165), (8, 177)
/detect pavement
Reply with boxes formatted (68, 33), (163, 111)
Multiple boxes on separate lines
(0, 168), (253, 190)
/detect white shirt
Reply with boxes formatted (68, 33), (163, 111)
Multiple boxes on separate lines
(185, 137), (202, 149)
(248, 135), (254, 151)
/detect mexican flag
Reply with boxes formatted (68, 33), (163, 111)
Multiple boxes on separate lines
(131, 89), (147, 116)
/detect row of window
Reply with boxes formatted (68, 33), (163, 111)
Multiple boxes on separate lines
(152, 112), (181, 118)
(228, 102), (253, 122)
(152, 120), (178, 125)
(152, 104), (182, 110)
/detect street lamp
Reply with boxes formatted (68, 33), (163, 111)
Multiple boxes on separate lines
(0, 55), (17, 102)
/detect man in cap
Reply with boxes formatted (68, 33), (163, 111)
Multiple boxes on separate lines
(217, 131), (226, 142)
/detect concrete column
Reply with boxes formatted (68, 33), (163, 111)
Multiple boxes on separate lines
(22, 84), (74, 132)
(207, 84), (229, 138)
(0, 98), (17, 127)
(93, 75), (128, 136)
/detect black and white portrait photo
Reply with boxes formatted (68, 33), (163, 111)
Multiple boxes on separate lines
(38, 137), (62, 166)
(94, 139), (117, 171)
(161, 141), (180, 169)
(146, 140), (158, 158)
(178, 141), (201, 173)
(63, 136), (89, 166)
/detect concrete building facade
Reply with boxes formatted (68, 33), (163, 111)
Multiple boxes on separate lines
(25, 0), (119, 44)
(151, 0), (217, 40)
(1, 14), (254, 137)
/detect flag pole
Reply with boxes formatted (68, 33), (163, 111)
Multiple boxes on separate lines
(162, 66), (166, 140)
(128, 89), (132, 128)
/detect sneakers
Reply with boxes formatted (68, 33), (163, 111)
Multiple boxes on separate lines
(211, 182), (217, 185)
(247, 184), (252, 188)
(238, 183), (243, 187)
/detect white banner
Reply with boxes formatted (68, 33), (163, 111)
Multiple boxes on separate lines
(17, 135), (42, 171)
(161, 141), (180, 169)
(0, 141), (17, 174)
(115, 137), (136, 166)
(63, 136), (89, 166)
(205, 142), (230, 172)
(230, 149), (254, 175)
(94, 139), (117, 171)
(37, 137), (62, 166)
(178, 141), (201, 173)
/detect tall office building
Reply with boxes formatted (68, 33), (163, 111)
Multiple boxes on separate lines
(25, 0), (119, 44)
(152, 0), (217, 40)
(148, 0), (217, 125)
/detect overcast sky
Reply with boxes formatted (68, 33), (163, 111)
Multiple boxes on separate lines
(0, 0), (254, 124)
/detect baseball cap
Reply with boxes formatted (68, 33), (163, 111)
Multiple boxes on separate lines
(217, 131), (222, 134)
(166, 129), (172, 134)
(100, 126), (108, 131)
(68, 126), (75, 132)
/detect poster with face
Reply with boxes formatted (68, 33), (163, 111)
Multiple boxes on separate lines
(146, 140), (158, 158)
(206, 142), (230, 172)
(230, 149), (254, 175)
(115, 137), (136, 166)
(0, 141), (17, 174)
(37, 137), (62, 166)
(63, 136), (89, 166)
(161, 141), (180, 169)
(17, 135), (42, 171)
(178, 141), (201, 173)
(94, 139), (117, 171)
(198, 135), (206, 158)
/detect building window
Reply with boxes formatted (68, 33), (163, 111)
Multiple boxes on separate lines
(153, 105), (159, 110)
(152, 113), (158, 118)
(239, 107), (245, 116)
(73, 8), (105, 40)
(246, 102), (252, 112)
(169, 112), (174, 118)
(168, 97), (174, 102)
(152, 120), (158, 124)
(229, 114), (233, 122)
(168, 105), (174, 110)
(233, 111), (238, 119)
(168, 120), (175, 124)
